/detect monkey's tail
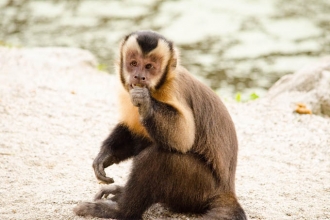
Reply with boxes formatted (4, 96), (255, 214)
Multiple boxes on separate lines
(202, 194), (247, 220)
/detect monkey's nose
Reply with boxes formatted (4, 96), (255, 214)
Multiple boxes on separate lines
(134, 75), (146, 81)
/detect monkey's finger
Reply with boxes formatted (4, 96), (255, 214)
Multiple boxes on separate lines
(130, 94), (145, 101)
(129, 89), (148, 98)
(130, 87), (145, 92)
(93, 185), (118, 201)
(92, 159), (105, 176)
(131, 99), (142, 107)
(96, 175), (114, 184)
(94, 164), (114, 184)
(94, 190), (109, 200)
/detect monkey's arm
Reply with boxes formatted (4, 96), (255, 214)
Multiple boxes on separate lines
(93, 123), (152, 183)
(130, 88), (195, 153)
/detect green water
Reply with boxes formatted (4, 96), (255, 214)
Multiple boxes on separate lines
(1, 0), (329, 99)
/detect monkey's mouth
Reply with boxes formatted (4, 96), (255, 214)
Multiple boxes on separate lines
(130, 84), (147, 89)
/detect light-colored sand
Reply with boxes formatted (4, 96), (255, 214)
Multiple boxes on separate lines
(0, 47), (329, 220)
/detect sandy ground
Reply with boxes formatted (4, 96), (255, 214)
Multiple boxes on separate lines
(0, 47), (329, 220)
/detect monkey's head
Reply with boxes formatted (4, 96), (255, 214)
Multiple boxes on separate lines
(118, 30), (178, 92)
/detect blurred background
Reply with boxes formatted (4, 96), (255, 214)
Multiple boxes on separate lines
(1, 0), (329, 99)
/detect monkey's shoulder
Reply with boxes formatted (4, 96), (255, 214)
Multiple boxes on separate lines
(175, 67), (225, 105)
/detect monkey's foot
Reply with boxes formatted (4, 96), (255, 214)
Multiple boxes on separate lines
(73, 201), (119, 218)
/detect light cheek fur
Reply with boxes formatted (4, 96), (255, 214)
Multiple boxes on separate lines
(147, 39), (171, 88)
(166, 100), (195, 153)
(120, 35), (141, 86)
(118, 86), (149, 137)
(151, 79), (195, 153)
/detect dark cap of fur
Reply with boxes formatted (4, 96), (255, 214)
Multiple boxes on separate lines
(126, 30), (173, 54)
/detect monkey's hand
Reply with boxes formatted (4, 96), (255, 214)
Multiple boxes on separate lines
(92, 152), (117, 184)
(130, 87), (152, 118)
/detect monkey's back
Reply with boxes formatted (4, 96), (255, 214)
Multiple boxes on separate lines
(175, 67), (238, 191)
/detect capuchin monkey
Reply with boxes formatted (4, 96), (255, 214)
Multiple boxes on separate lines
(74, 30), (247, 220)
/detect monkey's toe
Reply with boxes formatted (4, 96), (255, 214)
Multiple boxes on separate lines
(73, 202), (96, 216)
(74, 201), (119, 218)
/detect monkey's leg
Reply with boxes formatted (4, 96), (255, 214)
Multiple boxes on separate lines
(74, 185), (124, 218)
(202, 193), (247, 220)
(91, 148), (167, 219)
(73, 200), (121, 218)
(75, 148), (157, 219)
(110, 148), (214, 219)
(128, 147), (246, 220)
(75, 176), (154, 219)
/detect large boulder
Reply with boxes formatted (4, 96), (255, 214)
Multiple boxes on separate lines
(266, 57), (330, 116)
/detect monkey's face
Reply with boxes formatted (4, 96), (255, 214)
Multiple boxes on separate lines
(120, 31), (175, 92)
(124, 48), (162, 90)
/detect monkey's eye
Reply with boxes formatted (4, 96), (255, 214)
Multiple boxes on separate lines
(145, 64), (153, 70)
(130, 61), (138, 67)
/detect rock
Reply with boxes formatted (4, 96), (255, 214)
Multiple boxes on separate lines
(266, 57), (330, 116)
(0, 47), (98, 70)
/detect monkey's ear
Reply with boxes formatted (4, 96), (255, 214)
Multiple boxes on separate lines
(171, 58), (177, 68)
(171, 47), (180, 68)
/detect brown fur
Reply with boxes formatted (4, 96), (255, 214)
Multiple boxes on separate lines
(74, 30), (246, 220)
